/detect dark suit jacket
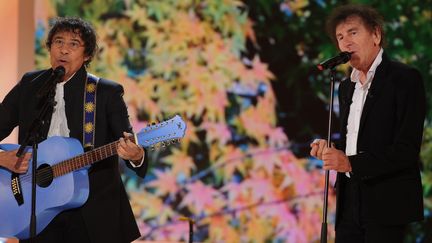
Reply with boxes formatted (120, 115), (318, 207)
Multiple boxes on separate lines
(0, 66), (147, 242)
(335, 53), (425, 225)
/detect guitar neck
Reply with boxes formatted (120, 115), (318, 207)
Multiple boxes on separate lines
(48, 115), (187, 178)
(51, 137), (135, 178)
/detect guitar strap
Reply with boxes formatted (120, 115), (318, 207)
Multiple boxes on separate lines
(83, 73), (99, 150)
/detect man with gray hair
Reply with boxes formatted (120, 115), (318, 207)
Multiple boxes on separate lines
(310, 4), (425, 242)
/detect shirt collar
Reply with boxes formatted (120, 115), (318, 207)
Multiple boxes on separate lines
(64, 65), (87, 90)
(64, 72), (77, 83)
(350, 48), (383, 86)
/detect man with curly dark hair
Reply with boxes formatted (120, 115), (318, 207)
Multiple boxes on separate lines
(0, 17), (147, 242)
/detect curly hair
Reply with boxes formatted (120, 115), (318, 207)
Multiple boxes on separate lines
(46, 17), (98, 66)
(326, 4), (386, 47)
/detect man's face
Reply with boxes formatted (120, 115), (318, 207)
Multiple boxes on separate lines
(335, 16), (381, 72)
(49, 31), (89, 81)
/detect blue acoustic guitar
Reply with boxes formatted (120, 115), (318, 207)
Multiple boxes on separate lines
(0, 115), (186, 239)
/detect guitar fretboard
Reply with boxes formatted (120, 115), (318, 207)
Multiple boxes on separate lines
(52, 137), (136, 178)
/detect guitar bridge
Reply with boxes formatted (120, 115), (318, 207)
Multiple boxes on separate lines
(11, 173), (24, 206)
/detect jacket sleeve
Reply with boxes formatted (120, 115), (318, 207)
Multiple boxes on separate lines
(106, 83), (148, 178)
(0, 81), (22, 141)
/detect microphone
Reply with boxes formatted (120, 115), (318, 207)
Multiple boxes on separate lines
(317, 52), (352, 71)
(36, 66), (66, 98)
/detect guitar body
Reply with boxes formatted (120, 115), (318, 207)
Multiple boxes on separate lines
(0, 136), (90, 239)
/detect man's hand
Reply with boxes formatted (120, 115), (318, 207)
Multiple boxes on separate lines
(310, 139), (352, 172)
(0, 150), (31, 173)
(117, 132), (145, 166)
(310, 139), (327, 160)
(322, 144), (352, 172)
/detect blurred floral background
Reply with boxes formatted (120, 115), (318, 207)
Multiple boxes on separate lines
(28, 0), (432, 242)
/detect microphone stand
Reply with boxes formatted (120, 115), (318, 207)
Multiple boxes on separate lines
(320, 68), (336, 243)
(16, 80), (58, 242)
(188, 219), (193, 243)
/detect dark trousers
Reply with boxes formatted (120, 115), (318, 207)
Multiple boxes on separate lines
(20, 208), (91, 243)
(335, 178), (407, 243)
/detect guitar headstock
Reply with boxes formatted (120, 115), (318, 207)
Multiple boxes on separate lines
(135, 115), (186, 148)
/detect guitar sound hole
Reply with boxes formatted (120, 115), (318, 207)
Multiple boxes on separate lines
(36, 164), (54, 188)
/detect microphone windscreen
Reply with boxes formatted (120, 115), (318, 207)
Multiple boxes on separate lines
(54, 66), (66, 77)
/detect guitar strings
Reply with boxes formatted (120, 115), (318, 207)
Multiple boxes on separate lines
(18, 136), (150, 183)
(18, 141), (120, 183)
(15, 122), (177, 185)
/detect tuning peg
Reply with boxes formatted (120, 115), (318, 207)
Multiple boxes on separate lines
(152, 143), (161, 151)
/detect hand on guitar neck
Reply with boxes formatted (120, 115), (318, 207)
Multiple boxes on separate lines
(117, 132), (145, 166)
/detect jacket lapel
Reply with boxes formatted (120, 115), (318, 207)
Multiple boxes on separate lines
(358, 54), (390, 135)
(340, 80), (355, 129)
(64, 66), (87, 144)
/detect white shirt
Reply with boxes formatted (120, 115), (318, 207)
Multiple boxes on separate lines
(47, 81), (70, 137)
(345, 48), (383, 176)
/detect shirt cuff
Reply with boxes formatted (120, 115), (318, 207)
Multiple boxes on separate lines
(128, 155), (145, 168)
